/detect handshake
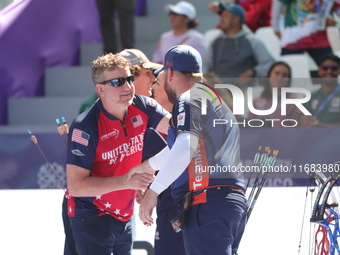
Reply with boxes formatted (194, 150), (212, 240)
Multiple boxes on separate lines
(125, 160), (159, 226)
(124, 160), (156, 191)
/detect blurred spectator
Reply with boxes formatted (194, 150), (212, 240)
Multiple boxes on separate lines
(203, 3), (274, 88)
(208, 0), (272, 33)
(96, 0), (135, 54)
(247, 61), (301, 127)
(152, 1), (205, 63)
(271, 0), (340, 65)
(301, 54), (340, 127)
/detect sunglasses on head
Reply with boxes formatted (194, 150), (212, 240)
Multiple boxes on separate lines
(100, 75), (134, 87)
(320, 65), (339, 71)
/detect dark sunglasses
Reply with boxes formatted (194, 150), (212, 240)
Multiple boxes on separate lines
(100, 75), (134, 87)
(320, 65), (339, 71)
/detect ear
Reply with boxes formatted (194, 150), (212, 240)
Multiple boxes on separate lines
(168, 68), (174, 82)
(95, 84), (104, 97)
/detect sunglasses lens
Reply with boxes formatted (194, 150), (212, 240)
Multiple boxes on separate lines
(128, 75), (134, 84)
(117, 78), (125, 87)
(110, 79), (122, 87)
(118, 75), (134, 86)
(322, 66), (338, 71)
(102, 75), (134, 87)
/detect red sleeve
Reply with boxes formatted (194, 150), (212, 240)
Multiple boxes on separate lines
(332, 1), (340, 11)
(238, 0), (272, 32)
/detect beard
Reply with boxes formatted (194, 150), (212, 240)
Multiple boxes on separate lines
(164, 73), (177, 104)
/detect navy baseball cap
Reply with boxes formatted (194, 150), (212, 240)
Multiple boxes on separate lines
(219, 3), (245, 24)
(154, 45), (202, 74)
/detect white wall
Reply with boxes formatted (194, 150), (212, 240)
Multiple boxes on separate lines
(0, 188), (328, 255)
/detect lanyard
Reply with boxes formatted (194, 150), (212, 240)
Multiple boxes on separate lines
(314, 85), (340, 117)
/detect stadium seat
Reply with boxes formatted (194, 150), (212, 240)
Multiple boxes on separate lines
(203, 28), (221, 48)
(255, 26), (281, 60)
(8, 97), (88, 126)
(278, 54), (310, 78)
(278, 54), (314, 92)
(45, 66), (94, 97)
(327, 26), (340, 52)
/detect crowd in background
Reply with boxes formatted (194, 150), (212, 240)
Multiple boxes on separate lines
(92, 0), (340, 128)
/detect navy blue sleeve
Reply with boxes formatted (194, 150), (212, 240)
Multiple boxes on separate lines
(66, 107), (99, 171)
(142, 129), (167, 161)
(172, 93), (203, 138)
(133, 95), (170, 129)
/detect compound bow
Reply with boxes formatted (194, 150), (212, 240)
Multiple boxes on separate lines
(309, 162), (340, 255)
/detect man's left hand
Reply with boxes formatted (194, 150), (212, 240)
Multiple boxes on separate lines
(139, 189), (158, 226)
(136, 189), (145, 204)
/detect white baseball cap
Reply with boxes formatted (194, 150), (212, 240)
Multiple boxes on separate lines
(165, 1), (196, 21)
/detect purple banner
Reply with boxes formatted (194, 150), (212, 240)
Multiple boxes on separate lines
(0, 133), (67, 189)
(1, 127), (339, 189)
(0, 0), (102, 124)
(0, 0), (146, 125)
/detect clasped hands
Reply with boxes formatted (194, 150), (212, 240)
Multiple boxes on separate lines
(126, 161), (158, 226)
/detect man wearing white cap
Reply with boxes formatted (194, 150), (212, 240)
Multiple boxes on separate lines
(152, 1), (205, 64)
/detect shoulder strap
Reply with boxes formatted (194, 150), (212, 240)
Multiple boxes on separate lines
(314, 85), (340, 117)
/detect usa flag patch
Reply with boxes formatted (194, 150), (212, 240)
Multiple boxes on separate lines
(131, 115), (143, 128)
(71, 128), (90, 146)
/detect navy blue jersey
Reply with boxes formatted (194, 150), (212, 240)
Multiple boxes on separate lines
(66, 95), (168, 221)
(142, 128), (167, 162)
(168, 83), (245, 205)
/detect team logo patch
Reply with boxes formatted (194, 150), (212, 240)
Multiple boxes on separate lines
(71, 128), (90, 146)
(331, 97), (340, 108)
(177, 112), (185, 127)
(101, 129), (120, 141)
(312, 99), (319, 110)
(71, 149), (85, 156)
(131, 115), (143, 128)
